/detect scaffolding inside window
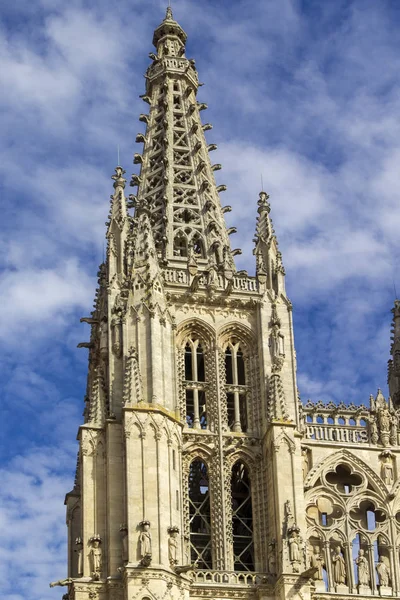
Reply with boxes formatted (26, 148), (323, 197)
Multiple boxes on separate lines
(189, 460), (212, 569)
(184, 341), (207, 429)
(231, 461), (254, 571)
(225, 344), (248, 432)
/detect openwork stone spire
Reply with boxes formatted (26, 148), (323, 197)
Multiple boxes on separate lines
(131, 10), (235, 276)
(389, 298), (400, 407)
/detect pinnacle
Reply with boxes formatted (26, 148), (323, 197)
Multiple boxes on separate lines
(165, 6), (173, 21)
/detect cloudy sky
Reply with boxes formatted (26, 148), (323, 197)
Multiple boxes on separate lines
(0, 0), (399, 598)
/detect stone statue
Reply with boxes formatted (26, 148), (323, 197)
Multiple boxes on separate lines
(332, 546), (346, 585)
(268, 539), (277, 575)
(381, 453), (394, 485)
(139, 520), (152, 566)
(376, 556), (390, 587)
(288, 531), (300, 562)
(390, 413), (398, 445)
(74, 537), (83, 576)
(168, 526), (179, 567)
(89, 535), (102, 580)
(302, 449), (310, 481)
(369, 415), (379, 444)
(355, 549), (370, 586)
(285, 500), (293, 522)
(120, 524), (128, 563)
(310, 545), (324, 580)
(379, 407), (391, 432)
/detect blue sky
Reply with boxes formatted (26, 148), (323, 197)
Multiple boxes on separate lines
(0, 0), (399, 598)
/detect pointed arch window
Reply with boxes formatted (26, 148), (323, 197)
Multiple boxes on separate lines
(174, 233), (188, 257)
(231, 461), (254, 571)
(189, 459), (212, 569)
(184, 339), (207, 429)
(225, 342), (248, 432)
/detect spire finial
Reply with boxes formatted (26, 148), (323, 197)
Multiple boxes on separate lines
(165, 3), (173, 20)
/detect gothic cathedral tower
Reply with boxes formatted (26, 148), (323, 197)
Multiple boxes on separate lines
(61, 8), (400, 600)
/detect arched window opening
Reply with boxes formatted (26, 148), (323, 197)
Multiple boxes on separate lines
(184, 339), (207, 429)
(185, 342), (193, 380)
(189, 460), (212, 569)
(174, 234), (188, 257)
(225, 343), (248, 432)
(231, 461), (254, 572)
(193, 236), (205, 258)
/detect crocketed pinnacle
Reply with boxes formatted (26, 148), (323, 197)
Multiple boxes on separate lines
(253, 191), (286, 293)
(131, 9), (236, 277)
(388, 298), (400, 407)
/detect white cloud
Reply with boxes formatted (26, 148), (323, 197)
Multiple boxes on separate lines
(0, 259), (94, 343)
(0, 447), (76, 600)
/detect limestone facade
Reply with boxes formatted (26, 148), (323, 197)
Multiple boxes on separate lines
(59, 8), (400, 600)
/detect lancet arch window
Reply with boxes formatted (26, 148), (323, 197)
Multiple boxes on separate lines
(225, 341), (248, 432)
(188, 459), (212, 569)
(184, 338), (207, 429)
(231, 461), (254, 571)
(173, 232), (188, 257)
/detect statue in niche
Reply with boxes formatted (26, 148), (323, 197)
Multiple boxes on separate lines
(285, 500), (294, 530)
(111, 317), (122, 357)
(302, 449), (310, 480)
(332, 546), (346, 585)
(139, 520), (152, 566)
(120, 524), (128, 563)
(355, 549), (370, 586)
(167, 526), (179, 567)
(268, 539), (277, 575)
(89, 535), (102, 580)
(376, 556), (391, 587)
(287, 527), (302, 572)
(74, 537), (83, 576)
(288, 531), (300, 562)
(381, 452), (394, 485)
(310, 545), (324, 580)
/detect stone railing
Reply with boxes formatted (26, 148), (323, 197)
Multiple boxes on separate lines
(191, 570), (266, 586)
(302, 395), (399, 448)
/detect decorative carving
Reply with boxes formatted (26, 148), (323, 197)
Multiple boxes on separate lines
(123, 346), (144, 405)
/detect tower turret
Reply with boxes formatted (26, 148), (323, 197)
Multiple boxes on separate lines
(389, 298), (400, 407)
